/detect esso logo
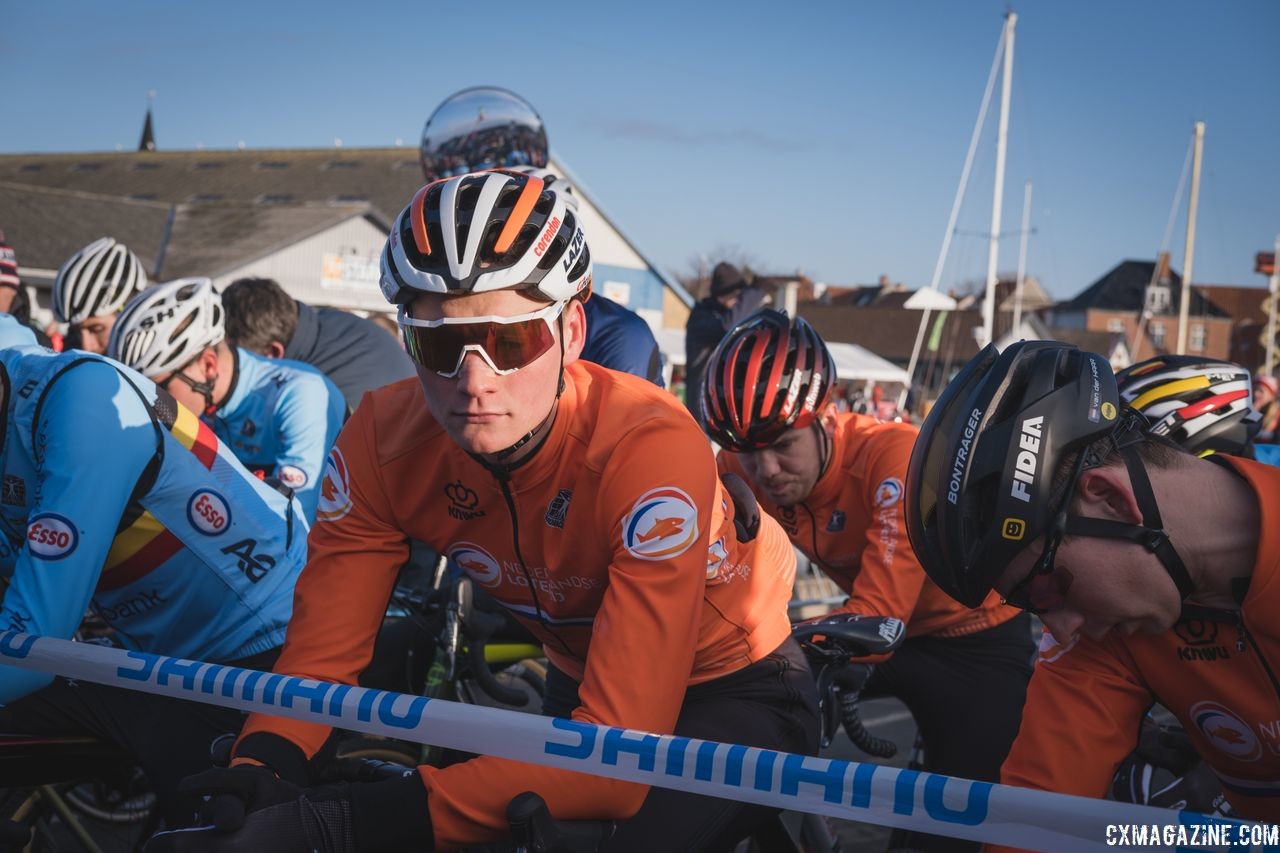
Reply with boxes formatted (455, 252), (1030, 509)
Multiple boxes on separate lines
(26, 513), (79, 560)
(187, 489), (232, 536)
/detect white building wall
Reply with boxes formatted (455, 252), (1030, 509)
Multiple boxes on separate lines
(213, 215), (390, 313)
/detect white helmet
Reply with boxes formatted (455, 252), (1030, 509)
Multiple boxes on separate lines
(108, 278), (225, 377)
(380, 169), (592, 306)
(54, 237), (148, 324)
(509, 167), (579, 209)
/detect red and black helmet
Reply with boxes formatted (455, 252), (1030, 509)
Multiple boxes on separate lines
(700, 310), (835, 451)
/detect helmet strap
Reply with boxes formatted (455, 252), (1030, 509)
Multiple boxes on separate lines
(1061, 419), (1195, 601)
(812, 421), (832, 481)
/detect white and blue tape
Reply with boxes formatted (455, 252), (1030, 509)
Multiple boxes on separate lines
(0, 631), (1273, 852)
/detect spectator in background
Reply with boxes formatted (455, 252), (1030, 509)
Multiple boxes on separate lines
(0, 233), (53, 348)
(684, 262), (765, 426)
(367, 312), (400, 338)
(1255, 374), (1280, 443)
(221, 277), (415, 412)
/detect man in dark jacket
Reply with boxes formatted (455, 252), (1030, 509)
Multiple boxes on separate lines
(684, 262), (764, 426)
(221, 277), (415, 412)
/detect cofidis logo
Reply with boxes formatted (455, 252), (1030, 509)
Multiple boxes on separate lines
(622, 487), (700, 561)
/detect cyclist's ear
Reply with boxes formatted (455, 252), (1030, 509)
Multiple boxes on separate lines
(820, 403), (840, 434)
(560, 298), (587, 364)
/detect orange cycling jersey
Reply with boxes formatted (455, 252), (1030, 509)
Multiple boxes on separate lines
(1001, 455), (1280, 821)
(719, 412), (1016, 640)
(235, 361), (796, 848)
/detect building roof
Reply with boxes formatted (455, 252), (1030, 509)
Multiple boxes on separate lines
(0, 181), (374, 281)
(1193, 284), (1271, 326)
(1058, 259), (1228, 317)
(0, 148), (422, 224)
(797, 302), (995, 364)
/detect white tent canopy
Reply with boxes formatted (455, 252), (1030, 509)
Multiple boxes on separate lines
(653, 328), (908, 384)
(826, 342), (911, 384)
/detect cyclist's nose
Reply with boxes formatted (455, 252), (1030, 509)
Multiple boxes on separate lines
(455, 351), (498, 395)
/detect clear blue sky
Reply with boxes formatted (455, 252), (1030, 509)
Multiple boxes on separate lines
(4, 0), (1277, 297)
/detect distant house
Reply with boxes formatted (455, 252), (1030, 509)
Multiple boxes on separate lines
(1190, 283), (1274, 371)
(0, 148), (692, 329)
(1048, 258), (1232, 361)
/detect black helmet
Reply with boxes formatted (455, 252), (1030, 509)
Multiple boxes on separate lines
(700, 310), (834, 451)
(905, 341), (1193, 609)
(1116, 355), (1259, 457)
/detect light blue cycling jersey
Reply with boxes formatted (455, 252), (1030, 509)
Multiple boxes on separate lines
(0, 346), (309, 705)
(207, 348), (345, 524)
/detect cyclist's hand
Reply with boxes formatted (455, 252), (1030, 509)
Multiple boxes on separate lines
(720, 472), (760, 542)
(146, 790), (350, 853)
(177, 764), (300, 833)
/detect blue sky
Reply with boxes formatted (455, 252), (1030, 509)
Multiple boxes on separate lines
(4, 0), (1278, 297)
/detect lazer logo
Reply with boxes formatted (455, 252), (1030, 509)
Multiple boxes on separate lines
(1009, 416), (1044, 503)
(562, 228), (586, 272)
(533, 217), (561, 258)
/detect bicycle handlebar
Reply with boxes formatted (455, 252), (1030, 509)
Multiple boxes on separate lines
(507, 791), (613, 853)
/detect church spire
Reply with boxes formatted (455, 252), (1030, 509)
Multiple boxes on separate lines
(139, 90), (156, 152)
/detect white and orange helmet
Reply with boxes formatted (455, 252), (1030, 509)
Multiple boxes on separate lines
(380, 169), (591, 306)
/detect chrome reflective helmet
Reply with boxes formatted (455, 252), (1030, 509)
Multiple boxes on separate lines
(701, 310), (834, 451)
(905, 341), (1194, 609)
(380, 169), (591, 307)
(108, 278), (225, 378)
(54, 237), (148, 324)
(1116, 355), (1260, 457)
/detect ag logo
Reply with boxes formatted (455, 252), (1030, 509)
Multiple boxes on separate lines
(545, 489), (572, 529)
(1101, 402), (1117, 420)
(221, 538), (276, 583)
(448, 542), (502, 588)
(622, 487), (700, 561)
(826, 510), (846, 533)
(445, 481), (485, 521)
(2, 475), (26, 507)
(26, 513), (78, 560)
(873, 478), (903, 509)
(187, 489), (232, 536)
(277, 465), (308, 490)
(1191, 701), (1261, 762)
(1001, 517), (1026, 541)
(317, 449), (353, 523)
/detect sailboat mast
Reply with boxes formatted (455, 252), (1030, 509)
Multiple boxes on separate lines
(1013, 180), (1033, 334)
(1176, 120), (1205, 354)
(982, 11), (1016, 348)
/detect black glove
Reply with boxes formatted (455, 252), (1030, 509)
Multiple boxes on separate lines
(177, 764), (301, 833)
(153, 774), (433, 853)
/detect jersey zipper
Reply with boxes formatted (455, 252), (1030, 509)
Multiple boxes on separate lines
(491, 470), (572, 656)
(1239, 610), (1280, 703)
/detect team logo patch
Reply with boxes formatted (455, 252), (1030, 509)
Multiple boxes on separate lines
(187, 489), (232, 536)
(277, 465), (308, 490)
(317, 449), (353, 523)
(545, 489), (572, 529)
(826, 510), (846, 533)
(1191, 701), (1262, 762)
(448, 542), (502, 588)
(873, 478), (903, 509)
(26, 513), (78, 560)
(706, 537), (728, 579)
(622, 487), (700, 561)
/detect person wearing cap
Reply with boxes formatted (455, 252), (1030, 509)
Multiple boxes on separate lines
(0, 234), (52, 348)
(684, 262), (764, 425)
(904, 341), (1280, 824)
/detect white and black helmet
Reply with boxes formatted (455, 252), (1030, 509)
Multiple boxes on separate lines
(108, 278), (225, 378)
(54, 237), (148, 324)
(380, 169), (592, 306)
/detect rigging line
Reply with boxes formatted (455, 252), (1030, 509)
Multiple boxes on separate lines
(927, 27), (1006, 293)
(1132, 132), (1197, 357)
